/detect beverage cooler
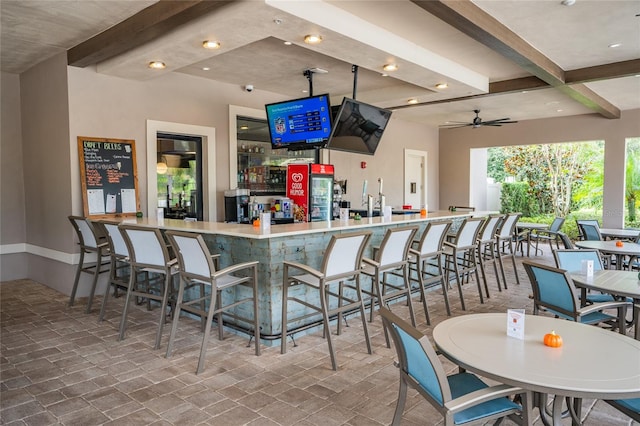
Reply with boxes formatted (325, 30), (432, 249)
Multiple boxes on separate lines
(286, 163), (334, 222)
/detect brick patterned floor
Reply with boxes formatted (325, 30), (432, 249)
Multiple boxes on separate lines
(1, 249), (636, 425)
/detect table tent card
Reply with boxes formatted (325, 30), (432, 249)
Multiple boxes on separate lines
(581, 259), (594, 277)
(507, 309), (525, 340)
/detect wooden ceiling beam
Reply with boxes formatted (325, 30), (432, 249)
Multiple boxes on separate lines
(68, 0), (233, 68)
(566, 59), (640, 84)
(410, 0), (620, 118)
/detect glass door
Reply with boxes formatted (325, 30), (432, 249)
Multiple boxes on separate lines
(309, 175), (333, 221)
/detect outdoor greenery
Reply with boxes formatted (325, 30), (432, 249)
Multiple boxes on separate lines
(489, 137), (640, 236)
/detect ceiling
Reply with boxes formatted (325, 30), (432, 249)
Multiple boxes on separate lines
(2, 0), (639, 128)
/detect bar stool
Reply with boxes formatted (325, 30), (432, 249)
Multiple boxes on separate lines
(281, 230), (372, 371)
(408, 220), (452, 322)
(495, 213), (522, 288)
(443, 217), (485, 311)
(476, 214), (504, 298)
(68, 215), (111, 313)
(165, 230), (260, 375)
(358, 225), (418, 347)
(118, 223), (179, 350)
(96, 220), (132, 322)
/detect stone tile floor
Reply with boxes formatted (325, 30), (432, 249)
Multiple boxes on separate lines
(1, 250), (637, 425)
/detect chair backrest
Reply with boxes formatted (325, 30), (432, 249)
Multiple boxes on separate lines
(379, 307), (451, 406)
(576, 219), (599, 240)
(100, 220), (129, 258)
(578, 222), (602, 241)
(119, 224), (172, 269)
(453, 217), (485, 247)
(549, 217), (565, 233)
(553, 249), (603, 273)
(165, 231), (215, 284)
(322, 231), (372, 281)
(522, 261), (580, 319)
(415, 221), (452, 256)
(68, 215), (101, 249)
(376, 226), (419, 267)
(478, 215), (502, 243)
(497, 213), (521, 239)
(558, 232), (574, 249)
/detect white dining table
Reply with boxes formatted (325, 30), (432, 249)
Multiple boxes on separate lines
(573, 240), (640, 270)
(433, 313), (640, 426)
(571, 269), (640, 339)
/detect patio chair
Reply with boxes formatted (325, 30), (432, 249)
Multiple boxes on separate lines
(281, 230), (372, 370)
(164, 230), (260, 374)
(530, 217), (565, 254)
(379, 307), (528, 426)
(576, 220), (601, 241)
(552, 249), (614, 304)
(522, 261), (629, 333)
(68, 216), (111, 313)
(605, 399), (640, 422)
(557, 232), (574, 249)
(476, 214), (504, 297)
(408, 220), (452, 320)
(443, 217), (485, 311)
(495, 213), (522, 288)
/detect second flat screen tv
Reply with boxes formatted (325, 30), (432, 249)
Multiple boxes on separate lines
(265, 94), (332, 151)
(327, 98), (392, 155)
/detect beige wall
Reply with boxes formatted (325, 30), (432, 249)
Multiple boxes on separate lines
(0, 72), (28, 280)
(439, 109), (640, 227)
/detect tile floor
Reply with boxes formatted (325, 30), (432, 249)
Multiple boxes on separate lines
(1, 249), (637, 425)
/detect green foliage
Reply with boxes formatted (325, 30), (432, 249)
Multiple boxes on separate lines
(500, 182), (538, 217)
(487, 147), (508, 182)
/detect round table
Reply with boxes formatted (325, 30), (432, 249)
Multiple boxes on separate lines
(574, 240), (640, 270)
(599, 228), (640, 241)
(433, 313), (640, 425)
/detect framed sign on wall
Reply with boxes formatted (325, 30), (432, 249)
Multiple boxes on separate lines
(77, 136), (140, 219)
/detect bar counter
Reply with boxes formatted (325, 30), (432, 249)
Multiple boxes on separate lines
(125, 210), (479, 344)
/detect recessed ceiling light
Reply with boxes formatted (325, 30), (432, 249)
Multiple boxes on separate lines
(302, 89), (308, 93)
(283, 41), (292, 46)
(557, 109), (563, 112)
(381, 73), (389, 77)
(148, 61), (166, 69)
(407, 98), (419, 104)
(240, 125), (249, 130)
(202, 40), (221, 49)
(521, 90), (529, 94)
(383, 63), (398, 72)
(273, 18), (283, 25)
(561, 0), (576, 6)
(202, 67), (210, 71)
(304, 34), (322, 44)
(608, 42), (622, 48)
(435, 83), (448, 89)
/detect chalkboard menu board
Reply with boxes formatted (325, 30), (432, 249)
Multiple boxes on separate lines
(78, 136), (140, 218)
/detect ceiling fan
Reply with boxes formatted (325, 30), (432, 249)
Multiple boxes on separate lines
(441, 109), (518, 129)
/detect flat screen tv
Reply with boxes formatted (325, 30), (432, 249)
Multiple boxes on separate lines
(327, 98), (392, 155)
(265, 94), (332, 151)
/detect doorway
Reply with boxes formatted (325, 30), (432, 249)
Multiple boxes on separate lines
(404, 149), (427, 210)
(156, 133), (203, 220)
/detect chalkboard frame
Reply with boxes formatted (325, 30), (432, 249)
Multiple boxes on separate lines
(78, 136), (140, 219)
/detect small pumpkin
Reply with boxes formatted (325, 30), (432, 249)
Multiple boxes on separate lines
(543, 331), (563, 348)
(615, 240), (624, 247)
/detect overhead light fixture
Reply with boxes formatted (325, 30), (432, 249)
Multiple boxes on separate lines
(202, 67), (210, 71)
(283, 41), (293, 46)
(435, 83), (448, 89)
(561, 0), (576, 6)
(407, 98), (419, 105)
(383, 63), (398, 72)
(381, 73), (389, 77)
(304, 34), (322, 44)
(608, 42), (622, 48)
(202, 40), (221, 49)
(148, 61), (166, 69)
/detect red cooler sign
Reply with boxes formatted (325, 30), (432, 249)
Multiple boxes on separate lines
(287, 164), (309, 221)
(310, 163), (334, 175)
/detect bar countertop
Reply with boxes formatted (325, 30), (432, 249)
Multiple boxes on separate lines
(124, 210), (485, 239)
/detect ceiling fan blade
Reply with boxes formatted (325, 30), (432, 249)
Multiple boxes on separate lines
(439, 123), (473, 128)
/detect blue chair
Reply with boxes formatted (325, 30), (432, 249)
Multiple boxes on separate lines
(605, 398), (640, 422)
(379, 307), (528, 426)
(577, 221), (602, 241)
(530, 217), (565, 253)
(552, 249), (614, 304)
(522, 261), (629, 333)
